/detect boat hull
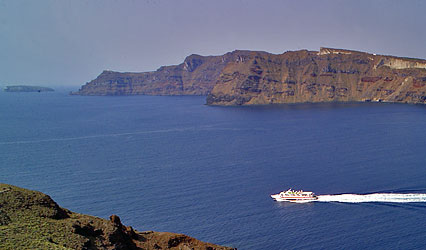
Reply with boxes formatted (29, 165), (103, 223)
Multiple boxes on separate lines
(271, 194), (318, 202)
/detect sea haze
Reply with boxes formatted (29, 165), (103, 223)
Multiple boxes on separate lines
(1, 91), (426, 249)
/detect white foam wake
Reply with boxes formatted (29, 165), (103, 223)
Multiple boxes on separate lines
(317, 193), (426, 203)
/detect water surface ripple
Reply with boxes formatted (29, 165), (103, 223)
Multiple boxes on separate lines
(1, 92), (426, 249)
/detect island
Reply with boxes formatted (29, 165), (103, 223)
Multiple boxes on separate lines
(0, 183), (235, 250)
(4, 85), (54, 92)
(72, 47), (426, 105)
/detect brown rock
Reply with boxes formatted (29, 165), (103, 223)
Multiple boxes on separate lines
(110, 214), (121, 225)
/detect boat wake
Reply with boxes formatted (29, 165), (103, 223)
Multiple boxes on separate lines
(0, 126), (261, 145)
(316, 193), (426, 203)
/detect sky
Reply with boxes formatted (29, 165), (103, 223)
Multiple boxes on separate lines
(1, 0), (426, 87)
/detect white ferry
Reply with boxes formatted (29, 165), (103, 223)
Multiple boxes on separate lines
(271, 189), (318, 202)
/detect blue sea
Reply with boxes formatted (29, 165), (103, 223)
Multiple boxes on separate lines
(1, 90), (426, 249)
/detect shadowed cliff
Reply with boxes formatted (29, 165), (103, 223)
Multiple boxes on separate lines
(0, 184), (235, 250)
(73, 47), (426, 106)
(72, 50), (257, 96)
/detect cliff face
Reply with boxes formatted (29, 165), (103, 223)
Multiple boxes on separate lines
(0, 183), (234, 250)
(73, 47), (426, 106)
(72, 51), (255, 96)
(207, 48), (426, 105)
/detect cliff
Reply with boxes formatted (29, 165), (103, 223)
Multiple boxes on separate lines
(4, 85), (54, 92)
(73, 47), (426, 106)
(0, 184), (235, 250)
(207, 48), (426, 105)
(72, 51), (256, 96)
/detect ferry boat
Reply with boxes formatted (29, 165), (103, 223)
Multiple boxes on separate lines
(271, 189), (318, 202)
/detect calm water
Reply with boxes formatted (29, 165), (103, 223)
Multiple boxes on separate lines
(1, 90), (426, 249)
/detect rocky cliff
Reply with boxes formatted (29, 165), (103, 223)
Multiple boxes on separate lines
(0, 184), (235, 250)
(72, 51), (255, 96)
(207, 48), (426, 105)
(73, 47), (426, 106)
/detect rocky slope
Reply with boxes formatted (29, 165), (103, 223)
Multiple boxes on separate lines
(207, 48), (426, 105)
(73, 47), (426, 106)
(0, 183), (235, 250)
(72, 51), (255, 96)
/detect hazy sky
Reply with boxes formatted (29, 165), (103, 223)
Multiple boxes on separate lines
(1, 0), (426, 87)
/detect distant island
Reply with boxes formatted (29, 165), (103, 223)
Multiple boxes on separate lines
(72, 47), (426, 106)
(4, 85), (54, 92)
(0, 183), (234, 250)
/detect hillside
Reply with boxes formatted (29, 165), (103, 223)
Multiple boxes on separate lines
(0, 183), (235, 250)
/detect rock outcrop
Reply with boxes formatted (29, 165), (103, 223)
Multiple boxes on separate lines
(0, 184), (235, 250)
(73, 47), (426, 106)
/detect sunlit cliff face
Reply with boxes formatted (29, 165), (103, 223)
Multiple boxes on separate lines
(208, 48), (426, 105)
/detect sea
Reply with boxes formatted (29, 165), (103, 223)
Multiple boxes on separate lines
(1, 90), (426, 249)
